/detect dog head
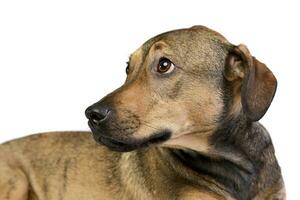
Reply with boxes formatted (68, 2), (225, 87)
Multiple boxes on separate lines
(85, 26), (277, 152)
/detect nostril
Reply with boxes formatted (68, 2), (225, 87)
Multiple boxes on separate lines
(87, 108), (110, 126)
(90, 112), (105, 125)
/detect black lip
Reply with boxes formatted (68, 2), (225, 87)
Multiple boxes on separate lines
(98, 136), (136, 152)
(88, 120), (171, 152)
(97, 130), (171, 152)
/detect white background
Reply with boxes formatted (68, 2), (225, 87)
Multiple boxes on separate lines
(0, 0), (299, 198)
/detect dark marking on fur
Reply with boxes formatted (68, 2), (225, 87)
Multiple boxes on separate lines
(43, 177), (48, 198)
(209, 112), (281, 199)
(59, 159), (71, 200)
(168, 81), (183, 99)
(5, 178), (16, 199)
(171, 148), (255, 200)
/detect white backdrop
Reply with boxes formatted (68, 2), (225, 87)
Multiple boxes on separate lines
(0, 0), (299, 198)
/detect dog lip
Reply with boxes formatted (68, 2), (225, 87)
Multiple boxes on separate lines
(98, 136), (129, 149)
(96, 130), (172, 152)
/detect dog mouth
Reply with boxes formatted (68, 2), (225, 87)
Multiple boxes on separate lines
(88, 119), (171, 152)
(92, 129), (172, 152)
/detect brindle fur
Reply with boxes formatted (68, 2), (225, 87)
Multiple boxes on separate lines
(0, 26), (285, 199)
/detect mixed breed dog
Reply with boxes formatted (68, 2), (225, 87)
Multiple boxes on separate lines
(0, 25), (285, 199)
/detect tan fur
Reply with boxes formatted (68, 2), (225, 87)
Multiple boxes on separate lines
(0, 26), (285, 199)
(0, 132), (234, 199)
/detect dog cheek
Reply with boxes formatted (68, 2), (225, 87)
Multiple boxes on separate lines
(144, 104), (191, 137)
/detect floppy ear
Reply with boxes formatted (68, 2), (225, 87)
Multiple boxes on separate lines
(224, 44), (277, 121)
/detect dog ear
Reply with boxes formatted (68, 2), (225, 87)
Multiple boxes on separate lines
(224, 44), (277, 121)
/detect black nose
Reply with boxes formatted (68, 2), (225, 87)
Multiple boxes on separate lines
(85, 105), (110, 126)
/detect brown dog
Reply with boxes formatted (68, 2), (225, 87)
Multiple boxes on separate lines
(0, 26), (285, 199)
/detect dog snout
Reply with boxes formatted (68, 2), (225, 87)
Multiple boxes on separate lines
(85, 104), (111, 126)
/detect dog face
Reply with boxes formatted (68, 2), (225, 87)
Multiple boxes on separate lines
(85, 26), (277, 152)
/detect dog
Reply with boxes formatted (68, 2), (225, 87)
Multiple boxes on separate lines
(0, 25), (285, 200)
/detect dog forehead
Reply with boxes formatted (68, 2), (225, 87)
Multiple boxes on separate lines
(134, 26), (230, 59)
(146, 26), (229, 49)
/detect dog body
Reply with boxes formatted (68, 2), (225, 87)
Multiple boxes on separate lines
(0, 26), (285, 199)
(0, 131), (284, 200)
(0, 132), (230, 200)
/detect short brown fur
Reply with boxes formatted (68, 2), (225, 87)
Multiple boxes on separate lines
(0, 26), (285, 199)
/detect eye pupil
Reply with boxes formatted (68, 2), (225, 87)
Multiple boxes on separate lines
(158, 58), (173, 73)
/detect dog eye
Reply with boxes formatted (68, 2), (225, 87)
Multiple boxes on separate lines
(157, 58), (175, 74)
(126, 62), (130, 74)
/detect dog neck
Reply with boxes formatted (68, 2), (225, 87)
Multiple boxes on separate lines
(168, 115), (281, 200)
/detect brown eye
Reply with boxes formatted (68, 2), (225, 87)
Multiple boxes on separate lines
(157, 58), (175, 74)
(126, 62), (130, 74)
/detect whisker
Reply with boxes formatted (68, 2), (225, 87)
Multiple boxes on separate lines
(139, 120), (161, 131)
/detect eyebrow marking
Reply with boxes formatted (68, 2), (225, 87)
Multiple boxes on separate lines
(153, 42), (164, 50)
